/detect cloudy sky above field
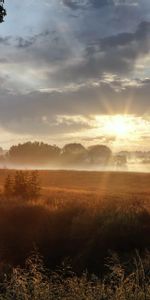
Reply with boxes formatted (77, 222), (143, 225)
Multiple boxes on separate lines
(0, 0), (150, 150)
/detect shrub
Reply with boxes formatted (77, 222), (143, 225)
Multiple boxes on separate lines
(4, 171), (41, 200)
(4, 174), (14, 198)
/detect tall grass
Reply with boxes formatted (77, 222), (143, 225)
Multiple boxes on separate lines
(0, 192), (149, 274)
(0, 170), (150, 298)
(1, 252), (150, 300)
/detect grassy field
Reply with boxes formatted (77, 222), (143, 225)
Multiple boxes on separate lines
(0, 170), (150, 298)
(0, 170), (149, 264)
(0, 169), (150, 196)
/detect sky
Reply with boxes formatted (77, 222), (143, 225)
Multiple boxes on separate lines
(0, 0), (150, 151)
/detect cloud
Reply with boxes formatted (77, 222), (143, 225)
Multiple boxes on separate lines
(62, 0), (139, 10)
(89, 0), (113, 8)
(99, 22), (150, 49)
(0, 77), (149, 136)
(0, 4), (149, 91)
(62, 0), (83, 10)
(52, 21), (150, 84)
(82, 135), (116, 143)
(0, 36), (11, 45)
(0, 0), (149, 149)
(16, 30), (50, 49)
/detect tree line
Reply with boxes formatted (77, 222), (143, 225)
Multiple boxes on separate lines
(0, 142), (113, 167)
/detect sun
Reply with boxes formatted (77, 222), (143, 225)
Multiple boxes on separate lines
(105, 115), (133, 137)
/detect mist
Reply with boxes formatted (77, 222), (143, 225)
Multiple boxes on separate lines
(0, 161), (149, 174)
(0, 141), (149, 173)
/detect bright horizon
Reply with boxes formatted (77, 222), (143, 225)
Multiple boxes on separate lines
(1, 113), (150, 152)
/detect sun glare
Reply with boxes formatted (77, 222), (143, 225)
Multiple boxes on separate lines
(104, 115), (134, 137)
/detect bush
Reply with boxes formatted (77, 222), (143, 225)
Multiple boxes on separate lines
(4, 171), (41, 200)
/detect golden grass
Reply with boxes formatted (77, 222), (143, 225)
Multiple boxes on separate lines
(0, 170), (149, 273)
(0, 170), (150, 193)
(2, 251), (150, 300)
(0, 170), (149, 298)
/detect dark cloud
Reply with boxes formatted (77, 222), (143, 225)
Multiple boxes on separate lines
(52, 21), (150, 84)
(3, 21), (148, 83)
(62, 0), (82, 10)
(15, 29), (74, 65)
(62, 0), (114, 11)
(99, 22), (150, 49)
(62, 0), (137, 10)
(89, 0), (113, 8)
(0, 4), (149, 86)
(16, 30), (50, 49)
(0, 36), (11, 45)
(141, 79), (150, 85)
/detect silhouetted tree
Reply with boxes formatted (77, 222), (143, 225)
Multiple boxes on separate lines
(115, 154), (127, 167)
(8, 142), (61, 166)
(0, 1), (7, 23)
(61, 143), (87, 165)
(5, 141), (114, 167)
(88, 145), (112, 165)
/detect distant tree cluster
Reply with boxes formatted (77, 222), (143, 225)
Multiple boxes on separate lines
(8, 142), (60, 166)
(4, 171), (41, 200)
(3, 141), (112, 167)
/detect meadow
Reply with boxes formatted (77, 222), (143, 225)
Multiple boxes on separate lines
(0, 170), (149, 298)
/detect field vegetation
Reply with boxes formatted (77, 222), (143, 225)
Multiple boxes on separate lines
(0, 170), (149, 298)
(0, 251), (150, 299)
